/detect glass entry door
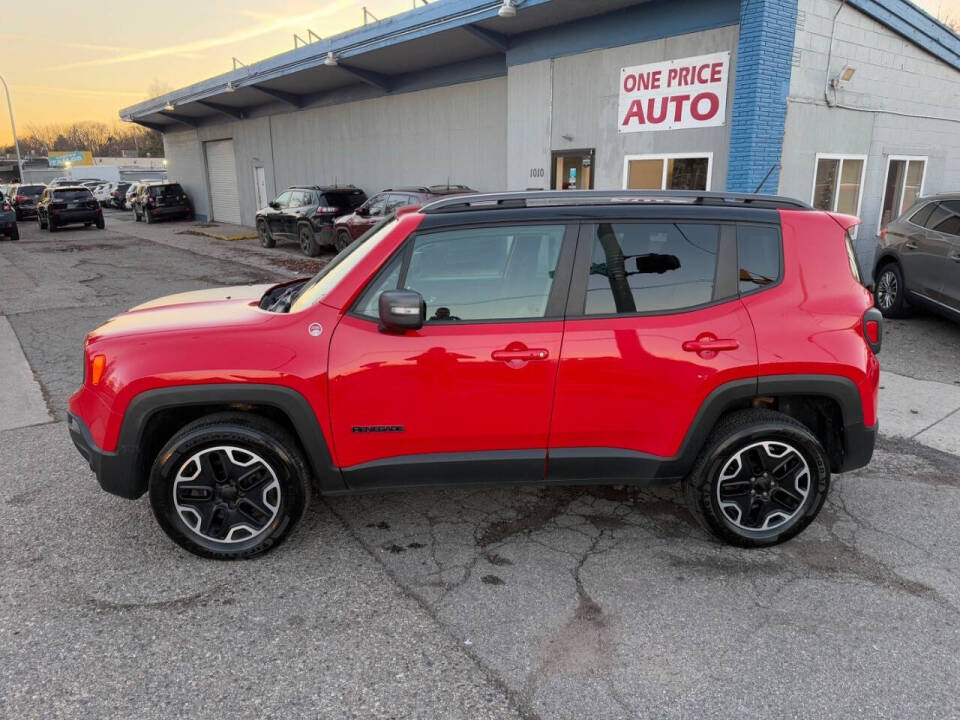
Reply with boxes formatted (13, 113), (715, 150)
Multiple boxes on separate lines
(552, 149), (595, 190)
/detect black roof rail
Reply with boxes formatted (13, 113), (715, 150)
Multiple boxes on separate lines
(420, 190), (813, 214)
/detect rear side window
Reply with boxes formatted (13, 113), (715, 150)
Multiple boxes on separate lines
(909, 202), (936, 227)
(929, 201), (960, 237)
(585, 223), (721, 315)
(737, 225), (781, 293)
(151, 183), (184, 197)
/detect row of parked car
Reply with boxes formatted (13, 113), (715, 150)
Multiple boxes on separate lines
(254, 183), (474, 256)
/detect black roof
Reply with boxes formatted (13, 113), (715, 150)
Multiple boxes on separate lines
(290, 184), (364, 193)
(385, 184), (474, 195)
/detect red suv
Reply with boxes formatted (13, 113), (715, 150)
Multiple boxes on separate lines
(68, 191), (880, 559)
(333, 185), (474, 251)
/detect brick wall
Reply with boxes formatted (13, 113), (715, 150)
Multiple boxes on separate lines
(726, 0), (799, 193)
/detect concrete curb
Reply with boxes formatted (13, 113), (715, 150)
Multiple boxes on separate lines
(879, 370), (960, 457)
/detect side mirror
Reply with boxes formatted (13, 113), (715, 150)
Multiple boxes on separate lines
(268, 200), (280, 210)
(379, 290), (425, 333)
(356, 205), (369, 217)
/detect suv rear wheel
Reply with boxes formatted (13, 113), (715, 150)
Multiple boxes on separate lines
(335, 229), (353, 252)
(299, 223), (320, 257)
(149, 413), (310, 559)
(874, 262), (909, 318)
(683, 409), (829, 547)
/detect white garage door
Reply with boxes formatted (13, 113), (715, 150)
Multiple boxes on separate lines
(204, 139), (241, 224)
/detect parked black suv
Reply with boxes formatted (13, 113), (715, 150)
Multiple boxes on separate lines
(37, 186), (105, 231)
(133, 182), (193, 223)
(255, 185), (367, 256)
(9, 183), (46, 219)
(111, 182), (131, 209)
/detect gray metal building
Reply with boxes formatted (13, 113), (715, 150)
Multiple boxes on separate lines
(121, 0), (960, 268)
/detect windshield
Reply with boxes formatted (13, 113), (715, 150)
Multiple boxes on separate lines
(153, 184), (184, 197)
(290, 217), (397, 312)
(19, 185), (44, 195)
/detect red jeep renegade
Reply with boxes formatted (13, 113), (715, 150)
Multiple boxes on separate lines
(68, 191), (881, 559)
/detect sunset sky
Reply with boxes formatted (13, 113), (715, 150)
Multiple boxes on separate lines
(1, 0), (957, 147)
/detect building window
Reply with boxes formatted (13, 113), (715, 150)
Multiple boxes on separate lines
(622, 154), (712, 191)
(811, 154), (866, 217)
(880, 156), (927, 232)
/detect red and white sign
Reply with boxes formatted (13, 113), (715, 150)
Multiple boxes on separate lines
(618, 51), (730, 133)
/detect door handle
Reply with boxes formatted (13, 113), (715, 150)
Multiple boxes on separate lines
(951, 254), (960, 263)
(904, 241), (919, 249)
(492, 348), (549, 362)
(682, 338), (740, 353)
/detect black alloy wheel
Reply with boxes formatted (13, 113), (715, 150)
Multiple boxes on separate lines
(149, 413), (310, 559)
(299, 224), (320, 257)
(684, 409), (830, 547)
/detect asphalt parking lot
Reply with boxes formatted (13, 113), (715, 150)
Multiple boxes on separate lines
(2, 210), (960, 719)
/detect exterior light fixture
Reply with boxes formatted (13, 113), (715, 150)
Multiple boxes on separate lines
(225, 81), (237, 92)
(324, 51), (339, 66)
(831, 65), (857, 90)
(164, 102), (175, 111)
(498, 0), (517, 18)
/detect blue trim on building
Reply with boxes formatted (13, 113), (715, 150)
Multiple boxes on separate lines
(847, 0), (960, 71)
(726, 0), (798, 194)
(506, 0), (739, 67)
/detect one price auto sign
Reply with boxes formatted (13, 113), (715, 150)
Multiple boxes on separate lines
(618, 51), (730, 133)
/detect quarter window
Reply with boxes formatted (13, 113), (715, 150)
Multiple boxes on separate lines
(585, 223), (721, 315)
(403, 225), (565, 321)
(909, 202), (936, 227)
(623, 154), (712, 191)
(738, 225), (781, 293)
(927, 201), (960, 236)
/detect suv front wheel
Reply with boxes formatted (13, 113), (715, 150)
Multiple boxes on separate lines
(149, 413), (310, 559)
(683, 409), (830, 547)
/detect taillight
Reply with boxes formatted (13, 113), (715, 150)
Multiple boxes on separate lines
(182, 194), (188, 200)
(862, 308), (882, 355)
(15, 195), (27, 202)
(316, 206), (340, 214)
(148, 197), (156, 205)
(879, 228), (888, 239)
(1, 204), (9, 211)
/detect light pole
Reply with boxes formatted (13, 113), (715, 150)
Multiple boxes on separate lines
(0, 74), (24, 182)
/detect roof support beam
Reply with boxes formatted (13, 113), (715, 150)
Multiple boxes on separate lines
(251, 84), (306, 108)
(195, 100), (246, 120)
(157, 111), (200, 128)
(337, 63), (391, 91)
(461, 24), (509, 52)
(134, 120), (167, 133)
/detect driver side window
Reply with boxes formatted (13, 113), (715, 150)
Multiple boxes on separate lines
(273, 191), (292, 209)
(365, 194), (388, 216)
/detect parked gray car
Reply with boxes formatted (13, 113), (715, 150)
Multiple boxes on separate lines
(874, 193), (960, 322)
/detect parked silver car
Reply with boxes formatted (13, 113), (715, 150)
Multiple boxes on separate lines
(874, 193), (960, 322)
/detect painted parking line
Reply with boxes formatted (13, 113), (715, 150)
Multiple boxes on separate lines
(0, 316), (52, 431)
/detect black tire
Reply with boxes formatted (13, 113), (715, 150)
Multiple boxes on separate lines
(874, 262), (909, 318)
(10, 225), (19, 241)
(96, 215), (105, 230)
(335, 229), (353, 252)
(149, 412), (310, 560)
(257, 219), (275, 248)
(298, 223), (320, 257)
(683, 409), (830, 548)
(144, 208), (152, 224)
(84, 222), (91, 228)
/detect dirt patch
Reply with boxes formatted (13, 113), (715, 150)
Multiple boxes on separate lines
(476, 488), (577, 547)
(37, 243), (119, 253)
(481, 574), (505, 585)
(268, 256), (327, 275)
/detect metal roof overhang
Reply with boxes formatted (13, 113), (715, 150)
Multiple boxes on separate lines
(121, 0), (653, 131)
